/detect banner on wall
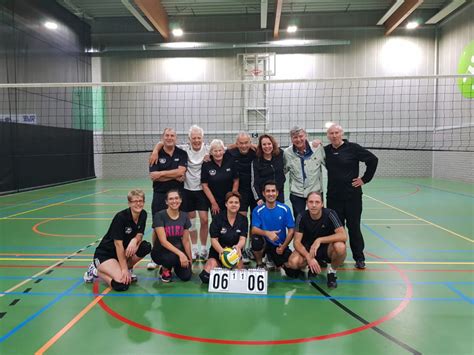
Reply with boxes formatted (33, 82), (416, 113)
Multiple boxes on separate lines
(0, 114), (38, 124)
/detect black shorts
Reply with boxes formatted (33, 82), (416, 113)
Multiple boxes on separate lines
(238, 189), (257, 212)
(303, 242), (331, 263)
(152, 191), (168, 215)
(93, 241), (151, 267)
(265, 243), (292, 267)
(181, 189), (209, 212)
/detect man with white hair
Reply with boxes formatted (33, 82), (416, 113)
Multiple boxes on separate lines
(149, 125), (210, 261)
(284, 126), (325, 220)
(325, 124), (378, 269)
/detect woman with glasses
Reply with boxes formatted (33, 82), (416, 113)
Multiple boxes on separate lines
(83, 189), (151, 292)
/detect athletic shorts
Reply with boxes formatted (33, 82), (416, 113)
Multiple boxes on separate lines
(181, 189), (209, 212)
(238, 189), (257, 212)
(265, 243), (292, 267)
(151, 191), (168, 215)
(93, 241), (151, 267)
(303, 242), (331, 263)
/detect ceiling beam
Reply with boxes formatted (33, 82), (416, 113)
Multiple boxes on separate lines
(122, 0), (154, 32)
(426, 0), (466, 24)
(377, 0), (404, 25)
(273, 0), (283, 38)
(134, 0), (169, 40)
(384, 0), (423, 35)
(261, 0), (268, 29)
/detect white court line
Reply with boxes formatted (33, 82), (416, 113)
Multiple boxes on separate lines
(365, 194), (473, 243)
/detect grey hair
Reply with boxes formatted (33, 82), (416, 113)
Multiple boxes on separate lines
(209, 139), (225, 154)
(290, 126), (306, 137)
(327, 123), (344, 132)
(188, 125), (204, 139)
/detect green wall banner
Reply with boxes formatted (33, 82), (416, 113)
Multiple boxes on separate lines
(457, 40), (474, 99)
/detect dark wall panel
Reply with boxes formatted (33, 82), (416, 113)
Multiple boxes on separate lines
(0, 123), (95, 193)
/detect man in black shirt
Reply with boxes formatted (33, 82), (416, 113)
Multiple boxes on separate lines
(227, 132), (257, 215)
(83, 190), (151, 291)
(148, 128), (187, 269)
(286, 191), (347, 288)
(324, 124), (378, 269)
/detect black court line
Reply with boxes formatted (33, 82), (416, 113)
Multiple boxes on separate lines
(34, 278), (43, 284)
(45, 270), (54, 275)
(311, 281), (422, 355)
(22, 288), (32, 294)
(9, 299), (20, 306)
(0, 312), (6, 319)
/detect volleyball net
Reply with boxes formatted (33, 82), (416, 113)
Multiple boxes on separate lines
(1, 75), (472, 157)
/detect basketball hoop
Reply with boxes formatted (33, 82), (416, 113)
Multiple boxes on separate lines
(249, 68), (263, 77)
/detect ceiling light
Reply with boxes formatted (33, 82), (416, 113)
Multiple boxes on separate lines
(172, 28), (183, 37)
(287, 25), (297, 33)
(161, 42), (202, 49)
(406, 21), (419, 29)
(44, 21), (58, 30)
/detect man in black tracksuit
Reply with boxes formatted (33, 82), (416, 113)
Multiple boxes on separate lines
(324, 124), (378, 269)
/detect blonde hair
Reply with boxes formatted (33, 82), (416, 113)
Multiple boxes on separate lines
(127, 189), (145, 202)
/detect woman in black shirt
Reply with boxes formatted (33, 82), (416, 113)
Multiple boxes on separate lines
(199, 192), (248, 284)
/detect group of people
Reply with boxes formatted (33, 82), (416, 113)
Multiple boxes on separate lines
(84, 123), (378, 291)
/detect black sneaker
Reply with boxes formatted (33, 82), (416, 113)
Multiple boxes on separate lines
(161, 268), (172, 283)
(355, 260), (366, 269)
(256, 263), (265, 269)
(327, 272), (337, 288)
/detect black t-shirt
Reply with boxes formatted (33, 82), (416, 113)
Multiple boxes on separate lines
(209, 211), (248, 248)
(96, 208), (147, 256)
(295, 208), (342, 247)
(153, 210), (191, 247)
(149, 146), (188, 193)
(228, 147), (256, 193)
(201, 151), (238, 206)
(324, 140), (378, 200)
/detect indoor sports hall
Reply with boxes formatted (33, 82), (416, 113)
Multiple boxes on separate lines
(0, 1), (473, 354)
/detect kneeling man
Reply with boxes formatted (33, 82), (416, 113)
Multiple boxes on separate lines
(287, 191), (347, 288)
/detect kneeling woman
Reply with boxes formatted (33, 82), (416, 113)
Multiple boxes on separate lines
(84, 189), (151, 292)
(200, 192), (248, 284)
(151, 189), (193, 282)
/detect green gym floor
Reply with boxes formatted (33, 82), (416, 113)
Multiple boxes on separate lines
(0, 178), (472, 355)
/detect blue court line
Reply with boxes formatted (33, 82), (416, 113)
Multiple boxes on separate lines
(1, 276), (473, 286)
(403, 182), (474, 199)
(445, 284), (474, 304)
(0, 290), (465, 302)
(0, 279), (83, 343)
(362, 223), (414, 260)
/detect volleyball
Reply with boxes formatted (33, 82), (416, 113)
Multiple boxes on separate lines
(220, 247), (241, 269)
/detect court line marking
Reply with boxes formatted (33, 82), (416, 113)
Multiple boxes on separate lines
(1, 190), (110, 219)
(365, 194), (474, 243)
(362, 223), (412, 259)
(364, 224), (431, 226)
(0, 280), (83, 343)
(444, 284), (474, 304)
(35, 286), (112, 355)
(0, 239), (100, 298)
(0, 291), (467, 303)
(362, 218), (420, 221)
(0, 253), (94, 256)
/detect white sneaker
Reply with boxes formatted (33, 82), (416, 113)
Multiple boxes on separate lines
(192, 246), (199, 261)
(265, 258), (276, 271)
(129, 269), (137, 282)
(83, 262), (97, 283)
(199, 248), (208, 261)
(147, 261), (158, 270)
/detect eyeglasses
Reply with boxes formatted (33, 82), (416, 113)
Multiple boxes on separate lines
(129, 199), (144, 204)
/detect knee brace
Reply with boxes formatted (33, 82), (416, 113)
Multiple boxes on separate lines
(136, 240), (152, 257)
(111, 279), (129, 292)
(251, 235), (264, 252)
(199, 270), (210, 284)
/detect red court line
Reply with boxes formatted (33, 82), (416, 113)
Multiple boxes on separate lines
(391, 186), (421, 198)
(94, 255), (415, 345)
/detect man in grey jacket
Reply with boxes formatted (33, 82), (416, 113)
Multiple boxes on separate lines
(283, 126), (325, 220)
